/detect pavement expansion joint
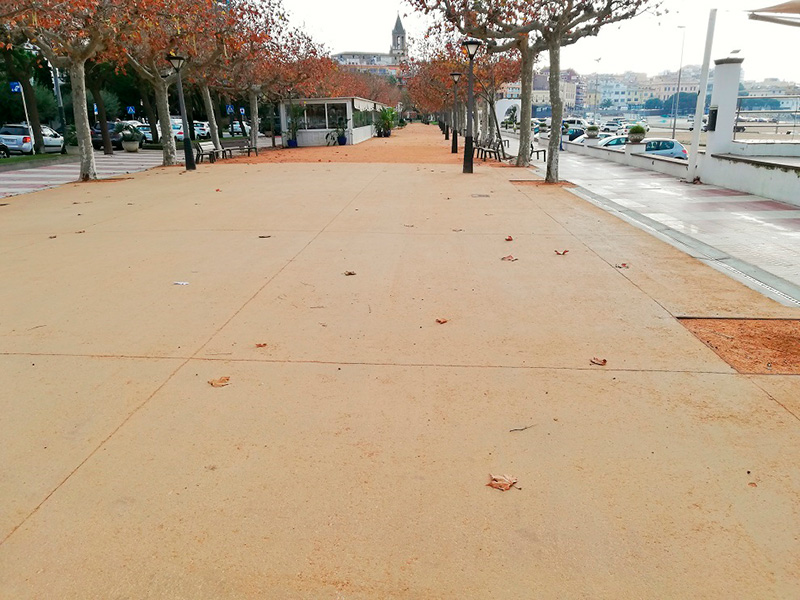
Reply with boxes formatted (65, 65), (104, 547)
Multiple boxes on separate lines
(191, 355), (734, 375)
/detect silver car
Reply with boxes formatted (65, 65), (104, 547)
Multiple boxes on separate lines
(640, 138), (688, 160)
(0, 123), (66, 154)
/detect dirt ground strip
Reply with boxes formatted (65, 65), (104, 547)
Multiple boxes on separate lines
(1, 124), (800, 599)
(681, 318), (800, 374)
(230, 124), (502, 165)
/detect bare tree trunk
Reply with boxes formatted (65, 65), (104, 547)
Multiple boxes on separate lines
(213, 91), (224, 137)
(153, 76), (177, 166)
(19, 76), (45, 153)
(141, 91), (159, 142)
(248, 87), (259, 148)
(89, 83), (113, 155)
(270, 104), (277, 147)
(516, 38), (534, 167)
(488, 98), (496, 140)
(69, 60), (97, 181)
(546, 39), (562, 183)
(200, 83), (221, 151)
(186, 100), (196, 141)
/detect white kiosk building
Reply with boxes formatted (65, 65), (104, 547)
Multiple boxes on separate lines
(279, 97), (389, 147)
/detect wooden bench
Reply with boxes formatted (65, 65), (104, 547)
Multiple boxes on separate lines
(224, 140), (259, 157)
(195, 141), (231, 163)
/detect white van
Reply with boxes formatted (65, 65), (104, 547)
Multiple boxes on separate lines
(562, 117), (587, 129)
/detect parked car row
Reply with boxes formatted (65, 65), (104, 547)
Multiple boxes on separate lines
(0, 124), (67, 155)
(593, 134), (688, 159)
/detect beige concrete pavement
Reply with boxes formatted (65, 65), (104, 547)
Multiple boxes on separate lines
(1, 126), (799, 598)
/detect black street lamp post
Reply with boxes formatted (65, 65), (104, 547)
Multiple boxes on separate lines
(450, 72), (461, 154)
(166, 53), (196, 171)
(462, 39), (482, 174)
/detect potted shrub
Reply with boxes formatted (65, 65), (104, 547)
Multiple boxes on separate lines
(627, 124), (646, 143)
(586, 124), (600, 139)
(115, 122), (144, 152)
(286, 104), (304, 148)
(326, 117), (348, 146)
(379, 107), (397, 137)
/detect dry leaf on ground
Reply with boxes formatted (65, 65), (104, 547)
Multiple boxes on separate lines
(487, 474), (518, 491)
(452, 228), (464, 232)
(436, 318), (448, 324)
(215, 189), (221, 192)
(258, 235), (272, 239)
(343, 271), (356, 276)
(208, 376), (230, 387)
(501, 255), (518, 262)
(403, 224), (415, 228)
(555, 250), (569, 256)
(505, 236), (513, 241)
(615, 263), (629, 269)
(590, 357), (608, 366)
(49, 235), (57, 239)
(255, 343), (268, 348)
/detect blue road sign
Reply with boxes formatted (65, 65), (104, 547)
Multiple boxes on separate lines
(127, 106), (136, 115)
(226, 104), (234, 114)
(239, 107), (246, 115)
(9, 81), (21, 93)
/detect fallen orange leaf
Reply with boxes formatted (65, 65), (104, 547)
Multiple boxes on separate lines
(615, 263), (629, 269)
(505, 235), (513, 241)
(343, 271), (356, 276)
(208, 376), (230, 387)
(436, 318), (448, 324)
(215, 189), (221, 192)
(255, 343), (267, 348)
(590, 357), (607, 366)
(75, 230), (85, 234)
(487, 474), (518, 491)
(555, 250), (569, 256)
(501, 255), (518, 262)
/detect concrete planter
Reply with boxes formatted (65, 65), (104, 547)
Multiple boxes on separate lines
(122, 140), (140, 153)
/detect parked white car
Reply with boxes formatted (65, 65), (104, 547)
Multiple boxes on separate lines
(0, 123), (66, 154)
(193, 121), (211, 139)
(229, 121), (251, 136)
(597, 134), (629, 148)
(572, 132), (613, 144)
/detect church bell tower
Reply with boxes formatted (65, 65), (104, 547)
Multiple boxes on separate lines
(391, 15), (407, 61)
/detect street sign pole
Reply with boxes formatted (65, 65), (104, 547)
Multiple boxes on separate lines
(11, 82), (35, 154)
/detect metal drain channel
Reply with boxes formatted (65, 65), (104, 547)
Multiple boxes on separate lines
(713, 261), (800, 307)
(561, 183), (800, 308)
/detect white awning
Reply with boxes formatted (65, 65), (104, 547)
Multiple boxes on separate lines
(354, 98), (378, 111)
(750, 1), (800, 26)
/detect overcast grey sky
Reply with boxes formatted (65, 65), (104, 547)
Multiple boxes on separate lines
(284, 0), (798, 83)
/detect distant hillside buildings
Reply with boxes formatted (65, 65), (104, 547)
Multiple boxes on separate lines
(498, 65), (799, 114)
(332, 16), (407, 78)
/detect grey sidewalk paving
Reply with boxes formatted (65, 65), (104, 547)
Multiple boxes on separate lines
(501, 132), (800, 306)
